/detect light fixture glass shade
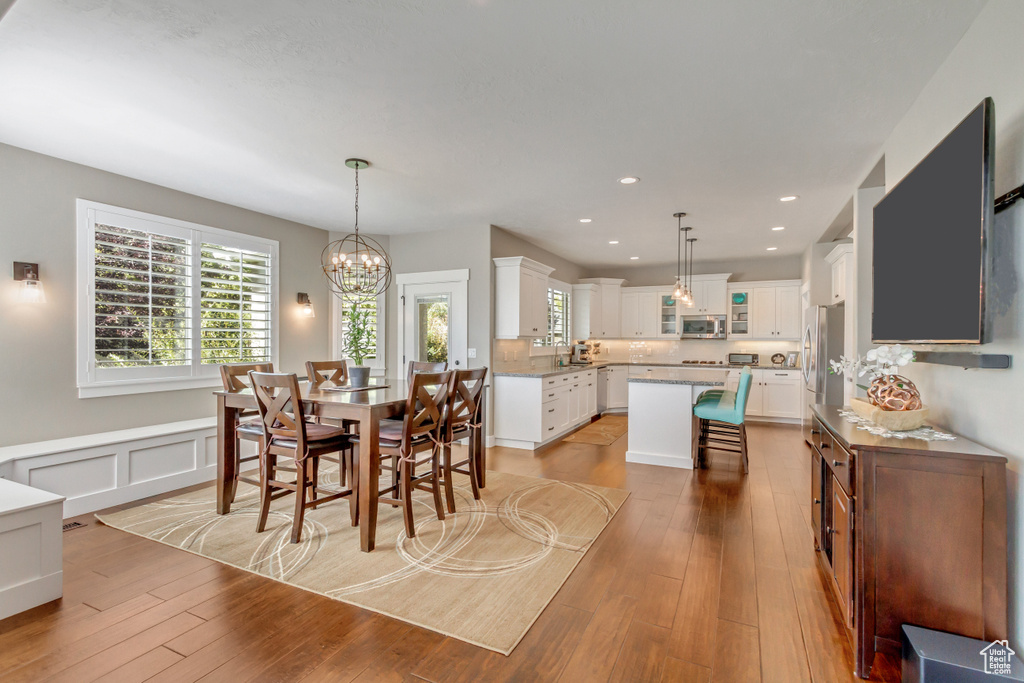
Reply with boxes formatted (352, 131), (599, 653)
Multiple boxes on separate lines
(673, 281), (683, 299)
(681, 289), (694, 307)
(302, 302), (315, 317)
(19, 279), (45, 304)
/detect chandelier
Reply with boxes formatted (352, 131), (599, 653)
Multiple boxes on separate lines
(672, 213), (695, 307)
(321, 158), (392, 301)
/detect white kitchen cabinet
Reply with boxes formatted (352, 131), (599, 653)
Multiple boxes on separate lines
(658, 290), (679, 337)
(494, 369), (598, 449)
(620, 289), (665, 338)
(578, 278), (625, 338)
(761, 369), (802, 418)
(749, 280), (802, 340)
(826, 242), (854, 304)
(620, 291), (639, 337)
(722, 368), (801, 420)
(571, 284), (602, 340)
(605, 366), (628, 409)
(726, 286), (751, 338)
(597, 367), (609, 413)
(493, 257), (555, 339)
(638, 291), (659, 337)
(687, 278), (728, 315)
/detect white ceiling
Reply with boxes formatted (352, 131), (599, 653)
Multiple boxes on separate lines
(0, 0), (986, 267)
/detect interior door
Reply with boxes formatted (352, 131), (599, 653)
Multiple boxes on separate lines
(399, 278), (468, 378)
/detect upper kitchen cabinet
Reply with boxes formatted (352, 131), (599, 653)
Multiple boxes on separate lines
(494, 256), (556, 339)
(826, 242), (854, 304)
(750, 280), (802, 340)
(684, 275), (729, 315)
(621, 290), (659, 338)
(571, 283), (601, 340)
(578, 278), (625, 338)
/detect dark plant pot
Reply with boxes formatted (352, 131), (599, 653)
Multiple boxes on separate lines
(349, 365), (371, 389)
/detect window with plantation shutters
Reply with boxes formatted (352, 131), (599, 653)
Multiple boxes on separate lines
(93, 224), (192, 369)
(77, 200), (279, 397)
(533, 283), (571, 348)
(199, 243), (273, 365)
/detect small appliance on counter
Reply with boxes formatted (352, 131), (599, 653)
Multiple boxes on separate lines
(727, 352), (758, 366)
(570, 342), (593, 365)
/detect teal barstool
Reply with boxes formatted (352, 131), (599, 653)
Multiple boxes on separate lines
(692, 367), (753, 472)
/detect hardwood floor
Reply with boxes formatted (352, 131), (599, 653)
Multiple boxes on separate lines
(0, 421), (900, 682)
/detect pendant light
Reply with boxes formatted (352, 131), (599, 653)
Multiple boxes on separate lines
(321, 158), (393, 301)
(685, 235), (697, 308)
(672, 213), (686, 299)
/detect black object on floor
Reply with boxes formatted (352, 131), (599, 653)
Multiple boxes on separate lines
(902, 624), (1023, 682)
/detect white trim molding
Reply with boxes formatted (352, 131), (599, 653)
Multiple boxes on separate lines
(0, 419), (257, 518)
(76, 199), (281, 398)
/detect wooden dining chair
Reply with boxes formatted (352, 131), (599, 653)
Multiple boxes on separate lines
(219, 363), (274, 500)
(248, 371), (357, 543)
(304, 359), (359, 486)
(407, 360), (447, 384)
(439, 368), (488, 513)
(351, 371), (452, 539)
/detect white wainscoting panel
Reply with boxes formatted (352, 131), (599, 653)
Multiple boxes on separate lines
(0, 418), (257, 518)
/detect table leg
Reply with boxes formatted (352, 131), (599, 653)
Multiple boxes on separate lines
(358, 410), (380, 552)
(217, 395), (239, 515)
(476, 386), (487, 489)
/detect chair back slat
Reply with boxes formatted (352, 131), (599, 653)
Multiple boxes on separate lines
(249, 372), (308, 456)
(445, 368), (488, 440)
(306, 360), (348, 387)
(220, 362), (274, 393)
(407, 361), (447, 385)
(400, 371), (453, 453)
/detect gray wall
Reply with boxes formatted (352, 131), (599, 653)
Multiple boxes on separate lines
(874, 0), (1024, 643)
(384, 225), (492, 376)
(591, 254), (802, 286)
(0, 143), (331, 447)
(490, 225), (585, 284)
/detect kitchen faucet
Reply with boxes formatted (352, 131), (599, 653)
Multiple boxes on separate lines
(553, 341), (570, 368)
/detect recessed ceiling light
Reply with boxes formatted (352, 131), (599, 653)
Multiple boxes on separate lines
(579, 218), (592, 223)
(779, 195), (798, 202)
(630, 256), (640, 260)
(618, 176), (640, 185)
(608, 240), (619, 245)
(772, 226), (785, 231)
(766, 247), (778, 251)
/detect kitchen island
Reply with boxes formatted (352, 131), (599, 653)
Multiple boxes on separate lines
(625, 368), (728, 469)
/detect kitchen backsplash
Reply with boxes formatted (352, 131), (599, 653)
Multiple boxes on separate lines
(493, 338), (799, 372)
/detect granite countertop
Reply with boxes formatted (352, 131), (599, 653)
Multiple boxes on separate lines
(627, 368), (729, 386)
(492, 360), (795, 379)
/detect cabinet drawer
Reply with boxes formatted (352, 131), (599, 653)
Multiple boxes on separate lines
(819, 430), (853, 495)
(542, 387), (560, 403)
(542, 402), (560, 434)
(544, 377), (558, 388)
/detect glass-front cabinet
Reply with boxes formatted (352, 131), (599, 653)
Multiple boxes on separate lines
(727, 286), (751, 338)
(659, 291), (679, 337)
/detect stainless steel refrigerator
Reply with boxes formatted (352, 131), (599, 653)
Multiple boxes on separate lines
(802, 303), (845, 444)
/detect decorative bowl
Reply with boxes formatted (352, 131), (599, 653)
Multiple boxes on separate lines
(850, 397), (929, 431)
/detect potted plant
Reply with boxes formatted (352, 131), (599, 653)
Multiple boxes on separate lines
(344, 304), (375, 389)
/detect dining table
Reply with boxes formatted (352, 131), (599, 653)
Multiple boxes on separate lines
(214, 377), (487, 552)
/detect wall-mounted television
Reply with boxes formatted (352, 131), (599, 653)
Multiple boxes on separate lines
(872, 98), (994, 344)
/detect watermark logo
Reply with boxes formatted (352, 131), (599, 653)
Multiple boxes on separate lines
(980, 640), (1015, 676)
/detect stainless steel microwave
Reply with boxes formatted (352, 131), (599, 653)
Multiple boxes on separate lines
(681, 315), (727, 339)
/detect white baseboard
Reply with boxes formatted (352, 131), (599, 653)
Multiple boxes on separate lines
(625, 450), (695, 470)
(0, 418), (258, 518)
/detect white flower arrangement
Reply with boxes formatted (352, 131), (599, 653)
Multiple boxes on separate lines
(829, 344), (915, 383)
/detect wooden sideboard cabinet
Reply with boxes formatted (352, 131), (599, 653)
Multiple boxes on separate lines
(809, 405), (1008, 679)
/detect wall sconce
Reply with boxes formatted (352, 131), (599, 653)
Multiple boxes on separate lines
(14, 262), (45, 304)
(297, 292), (315, 318)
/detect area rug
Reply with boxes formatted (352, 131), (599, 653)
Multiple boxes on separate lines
(96, 468), (628, 655)
(562, 415), (629, 445)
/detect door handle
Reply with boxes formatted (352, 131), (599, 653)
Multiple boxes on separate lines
(832, 460), (843, 467)
(813, 498), (821, 505)
(455, 360), (460, 366)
